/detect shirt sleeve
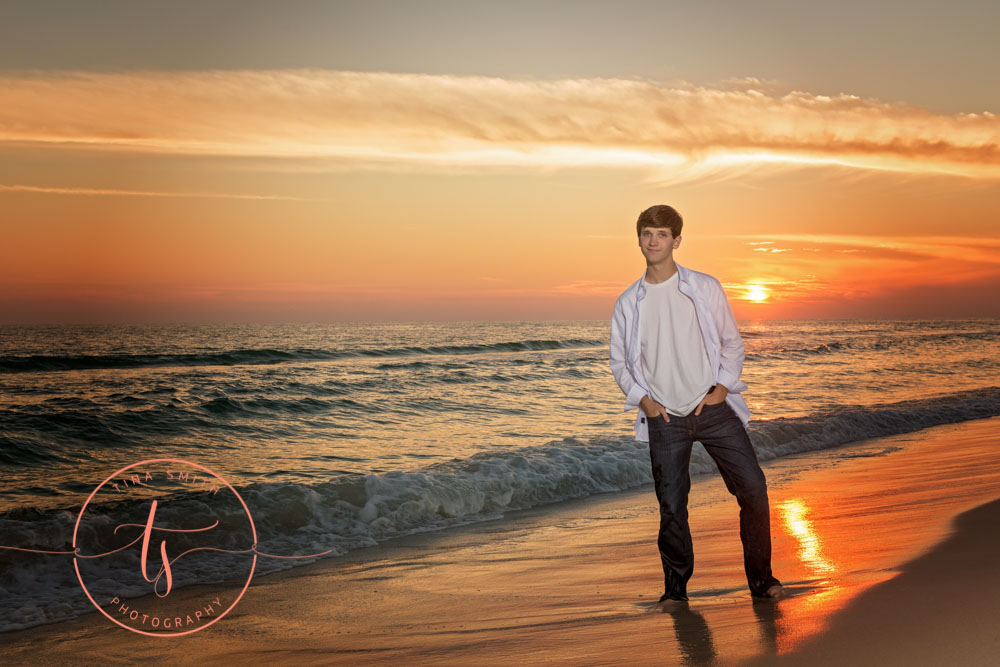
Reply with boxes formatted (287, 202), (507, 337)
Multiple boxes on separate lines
(710, 278), (746, 394)
(609, 297), (646, 410)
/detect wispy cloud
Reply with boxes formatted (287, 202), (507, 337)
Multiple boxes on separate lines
(549, 280), (629, 296)
(734, 233), (1000, 261)
(1, 70), (998, 179)
(729, 234), (1000, 303)
(0, 184), (315, 200)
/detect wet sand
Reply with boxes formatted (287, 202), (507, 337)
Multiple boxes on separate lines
(5, 417), (1000, 665)
(775, 496), (1000, 666)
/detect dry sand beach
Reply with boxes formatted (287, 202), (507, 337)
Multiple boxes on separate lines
(5, 416), (1000, 666)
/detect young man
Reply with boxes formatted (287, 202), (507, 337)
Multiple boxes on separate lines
(609, 204), (782, 603)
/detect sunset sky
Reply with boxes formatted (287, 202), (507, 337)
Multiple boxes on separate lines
(2, 0), (998, 323)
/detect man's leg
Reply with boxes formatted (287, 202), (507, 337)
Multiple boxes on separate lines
(647, 414), (696, 600)
(693, 402), (781, 597)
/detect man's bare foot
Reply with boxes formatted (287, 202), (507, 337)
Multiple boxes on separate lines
(760, 584), (783, 599)
(657, 592), (689, 610)
(657, 598), (688, 612)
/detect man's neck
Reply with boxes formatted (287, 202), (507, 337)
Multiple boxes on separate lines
(644, 259), (678, 284)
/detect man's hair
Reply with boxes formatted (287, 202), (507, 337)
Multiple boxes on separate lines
(636, 205), (683, 238)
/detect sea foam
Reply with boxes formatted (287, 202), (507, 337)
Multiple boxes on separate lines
(1, 387), (998, 633)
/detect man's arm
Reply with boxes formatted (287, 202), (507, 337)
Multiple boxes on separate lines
(609, 298), (648, 411)
(710, 278), (746, 394)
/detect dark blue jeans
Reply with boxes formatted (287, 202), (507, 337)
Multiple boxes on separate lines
(647, 400), (780, 599)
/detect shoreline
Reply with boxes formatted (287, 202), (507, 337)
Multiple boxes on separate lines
(775, 496), (1000, 665)
(4, 417), (1000, 665)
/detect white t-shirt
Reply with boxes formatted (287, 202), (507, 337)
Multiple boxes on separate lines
(638, 272), (714, 416)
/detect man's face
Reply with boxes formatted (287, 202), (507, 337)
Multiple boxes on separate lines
(638, 226), (681, 263)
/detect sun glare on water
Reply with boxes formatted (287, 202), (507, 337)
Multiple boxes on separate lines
(745, 285), (769, 303)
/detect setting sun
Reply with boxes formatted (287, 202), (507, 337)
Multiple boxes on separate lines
(745, 285), (770, 303)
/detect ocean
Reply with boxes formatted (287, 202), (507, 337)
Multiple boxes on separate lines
(1, 319), (998, 632)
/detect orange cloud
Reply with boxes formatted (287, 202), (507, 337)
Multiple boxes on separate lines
(0, 184), (312, 200)
(0, 70), (997, 179)
(723, 234), (1000, 316)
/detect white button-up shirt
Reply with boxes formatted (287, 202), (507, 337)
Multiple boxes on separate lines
(609, 263), (751, 442)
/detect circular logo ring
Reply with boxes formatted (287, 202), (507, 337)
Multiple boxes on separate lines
(72, 458), (257, 637)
